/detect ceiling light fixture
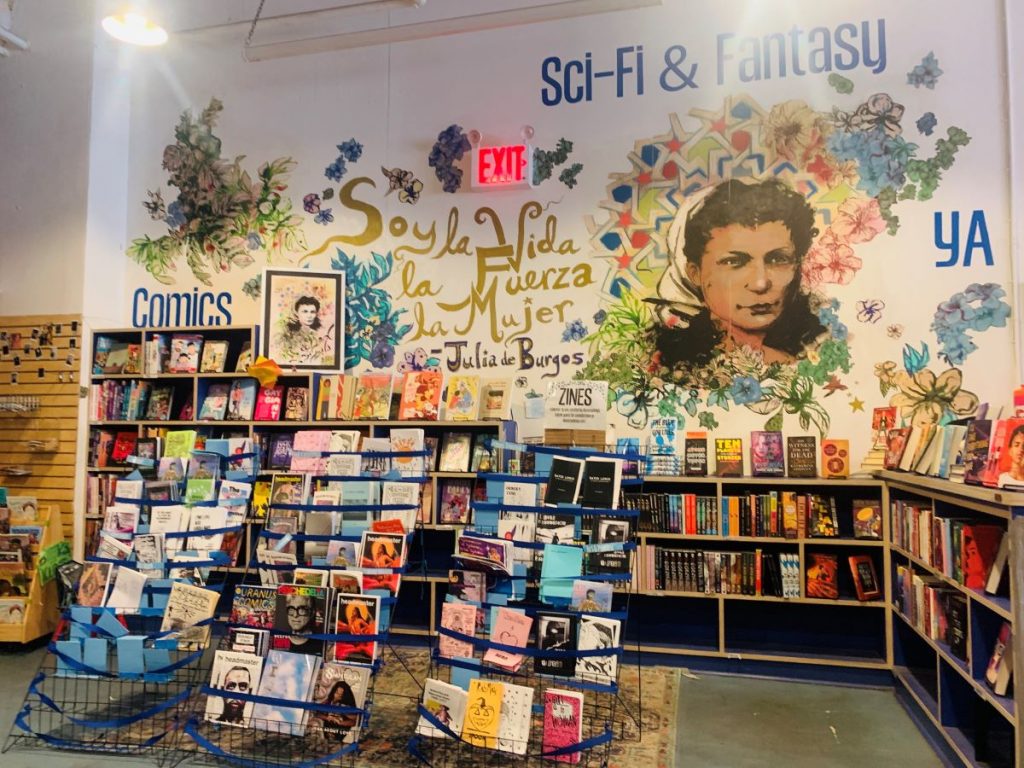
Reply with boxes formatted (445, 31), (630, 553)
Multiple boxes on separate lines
(101, 11), (168, 46)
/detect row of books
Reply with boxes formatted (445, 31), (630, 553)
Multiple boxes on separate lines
(640, 547), (801, 598)
(416, 679), (585, 759)
(624, 493), (717, 535)
(0, 494), (44, 615)
(890, 500), (1007, 592)
(94, 333), (251, 376)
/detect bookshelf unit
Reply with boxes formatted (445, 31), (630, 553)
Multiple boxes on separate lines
(879, 469), (1023, 768)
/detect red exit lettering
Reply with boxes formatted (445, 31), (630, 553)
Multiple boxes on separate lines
(476, 144), (529, 186)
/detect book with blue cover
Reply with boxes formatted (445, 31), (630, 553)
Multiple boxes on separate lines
(251, 650), (322, 736)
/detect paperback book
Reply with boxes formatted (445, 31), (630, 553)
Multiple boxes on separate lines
(416, 679), (468, 739)
(750, 431), (785, 477)
(714, 438), (743, 477)
(309, 662), (371, 743)
(204, 650), (264, 727)
(251, 650), (322, 736)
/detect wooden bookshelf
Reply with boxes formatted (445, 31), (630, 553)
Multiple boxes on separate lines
(0, 505), (63, 643)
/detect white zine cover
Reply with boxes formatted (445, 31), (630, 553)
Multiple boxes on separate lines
(151, 506), (189, 557)
(205, 650), (264, 727)
(105, 566), (148, 610)
(416, 679), (468, 739)
(251, 650), (322, 736)
(496, 682), (534, 755)
(161, 582), (219, 647)
(381, 482), (420, 533)
(389, 428), (425, 477)
(498, 511), (536, 566)
(575, 616), (621, 685)
(187, 507), (228, 553)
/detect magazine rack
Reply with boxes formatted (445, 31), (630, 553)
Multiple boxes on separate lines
(180, 445), (430, 768)
(0, 503), (63, 643)
(406, 440), (641, 767)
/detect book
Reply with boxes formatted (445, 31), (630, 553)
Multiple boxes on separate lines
(994, 418), (1024, 488)
(93, 335), (114, 374)
(390, 427), (426, 478)
(226, 379), (258, 421)
(496, 682), (534, 756)
(714, 438), (743, 477)
(103, 342), (130, 373)
(570, 580), (613, 612)
(480, 379), (511, 420)
(588, 518), (631, 574)
(145, 386), (174, 421)
(438, 432), (472, 473)
(184, 451), (220, 503)
(439, 602), (478, 658)
(251, 479), (272, 519)
(380, 482), (420, 533)
(352, 373), (393, 420)
(76, 562), (112, 607)
(290, 430), (331, 475)
(683, 432), (708, 476)
(498, 509), (536, 566)
(470, 434), (495, 472)
(482, 607), (533, 672)
(161, 582), (219, 647)
(447, 570), (486, 603)
(163, 430), (197, 459)
(985, 622), (1013, 696)
(820, 439), (850, 479)
(205, 650), (264, 727)
(236, 341), (252, 372)
(576, 615), (620, 683)
(535, 513), (576, 548)
(543, 688), (584, 764)
(269, 433), (295, 470)
(985, 534), (1010, 595)
(808, 495), (838, 537)
(544, 456), (585, 506)
(199, 340), (228, 373)
(199, 383), (230, 421)
(947, 593), (968, 660)
(439, 479), (473, 524)
(273, 583), (329, 656)
(398, 370), (444, 420)
(535, 612), (578, 677)
(750, 431), (785, 477)
(251, 650), (322, 736)
(455, 533), (513, 574)
(884, 428), (911, 470)
(284, 387), (309, 421)
(852, 500), (882, 539)
(785, 436), (817, 477)
(230, 585), (277, 628)
(805, 553), (839, 599)
(105, 565), (148, 610)
(416, 679), (468, 739)
(309, 662), (371, 743)
(462, 679), (503, 749)
(579, 458), (622, 508)
(332, 593), (380, 664)
(962, 525), (1004, 589)
(169, 334), (203, 373)
(359, 531), (405, 595)
(445, 374), (481, 421)
(963, 419), (993, 485)
(848, 555), (881, 600)
(255, 386), (285, 421)
(228, 627), (270, 657)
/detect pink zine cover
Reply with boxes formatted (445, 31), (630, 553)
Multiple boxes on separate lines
(438, 602), (477, 659)
(542, 688), (583, 764)
(482, 607), (532, 671)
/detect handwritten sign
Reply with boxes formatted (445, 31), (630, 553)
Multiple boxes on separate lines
(545, 380), (608, 432)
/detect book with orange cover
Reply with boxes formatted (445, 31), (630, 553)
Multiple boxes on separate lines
(398, 371), (444, 420)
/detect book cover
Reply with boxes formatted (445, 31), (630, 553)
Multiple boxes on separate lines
(416, 679), (468, 739)
(161, 582), (219, 647)
(498, 510), (536, 566)
(750, 431), (785, 477)
(105, 565), (148, 610)
(683, 432), (708, 476)
(884, 428), (911, 470)
(852, 500), (882, 539)
(230, 585), (277, 627)
(332, 593), (380, 664)
(805, 553), (839, 599)
(254, 386), (285, 421)
(985, 622), (1013, 696)
(496, 682), (534, 756)
(470, 434), (496, 472)
(544, 456), (585, 506)
(535, 513), (576, 548)
(994, 418), (1024, 488)
(398, 370), (444, 420)
(439, 479), (473, 524)
(438, 432), (472, 473)
(184, 451), (220, 503)
(962, 525), (1004, 589)
(199, 340), (228, 373)
(290, 430), (331, 474)
(163, 429), (197, 459)
(650, 417), (678, 455)
(236, 341), (253, 372)
(542, 688), (584, 764)
(309, 662), (371, 743)
(445, 375), (481, 421)
(848, 555), (881, 601)
(576, 615), (620, 684)
(588, 518), (631, 574)
(380, 481), (420, 533)
(352, 373), (393, 420)
(535, 612), (578, 677)
(786, 436), (817, 477)
(251, 650), (322, 736)
(808, 495), (838, 537)
(103, 342), (130, 374)
(447, 570), (486, 603)
(579, 458), (622, 509)
(462, 679), (503, 749)
(226, 379), (257, 421)
(145, 386), (174, 421)
(251, 480), (272, 519)
(199, 383), (230, 421)
(455, 534), (513, 574)
(93, 335), (114, 374)
(169, 334), (203, 373)
(390, 427), (426, 478)
(284, 387), (310, 421)
(359, 531), (405, 595)
(480, 379), (511, 420)
(820, 439), (850, 479)
(963, 419), (993, 485)
(204, 650), (264, 727)
(714, 438), (743, 477)
(947, 593), (968, 660)
(482, 607), (533, 671)
(269, 433), (295, 470)
(273, 583), (329, 656)
(570, 580), (613, 612)
(439, 601), (477, 658)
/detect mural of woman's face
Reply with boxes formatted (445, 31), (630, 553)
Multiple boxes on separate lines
(686, 220), (798, 337)
(297, 302), (318, 328)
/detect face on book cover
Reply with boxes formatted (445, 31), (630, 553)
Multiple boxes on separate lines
(219, 667), (251, 722)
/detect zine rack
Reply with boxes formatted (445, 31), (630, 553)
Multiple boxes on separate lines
(407, 440), (641, 767)
(4, 450), (252, 764)
(181, 445), (431, 768)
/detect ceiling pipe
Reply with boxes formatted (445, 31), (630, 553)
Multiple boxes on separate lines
(0, 24), (29, 51)
(242, 0), (661, 61)
(176, 0), (426, 38)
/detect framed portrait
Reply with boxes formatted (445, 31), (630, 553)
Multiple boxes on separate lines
(262, 269), (344, 371)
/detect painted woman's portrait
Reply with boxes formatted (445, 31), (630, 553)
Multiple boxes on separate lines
(263, 269), (343, 370)
(648, 178), (826, 369)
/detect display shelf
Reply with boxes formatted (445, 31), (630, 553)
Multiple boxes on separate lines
(891, 544), (1013, 622)
(0, 505), (63, 644)
(638, 531), (886, 546)
(636, 589), (885, 608)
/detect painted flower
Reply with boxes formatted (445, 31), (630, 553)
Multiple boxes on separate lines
(615, 389), (651, 429)
(143, 190), (167, 221)
(370, 340), (395, 369)
(890, 367), (978, 427)
(832, 198), (885, 244)
(935, 294), (976, 325)
(761, 100), (827, 164)
(593, 309), (607, 326)
(246, 232), (263, 251)
(916, 112), (937, 136)
(963, 283), (1005, 304)
(337, 139), (363, 163)
(969, 300), (1011, 331)
(562, 319), (589, 342)
(887, 324), (904, 339)
(936, 331), (978, 365)
(697, 411), (719, 430)
(314, 208), (334, 225)
(325, 160), (346, 183)
(850, 93), (905, 137)
(802, 230), (863, 286)
(164, 200), (187, 229)
(902, 342), (930, 375)
(856, 299), (885, 323)
(907, 52), (944, 89)
(729, 376), (763, 405)
(242, 275), (262, 300)
(397, 347), (441, 373)
(303, 193), (321, 214)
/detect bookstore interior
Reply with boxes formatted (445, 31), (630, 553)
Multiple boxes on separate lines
(1, 1), (1023, 767)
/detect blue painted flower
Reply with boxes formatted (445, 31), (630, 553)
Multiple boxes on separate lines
(730, 376), (763, 405)
(164, 200), (187, 229)
(963, 283), (1005, 304)
(370, 340), (395, 369)
(831, 321), (849, 342)
(325, 160), (346, 182)
(916, 112), (937, 136)
(593, 309), (607, 326)
(246, 232), (263, 250)
(935, 293), (975, 324)
(242, 276), (262, 300)
(314, 208), (334, 225)
(902, 342), (930, 375)
(337, 139), (363, 163)
(429, 124), (472, 193)
(561, 319), (588, 342)
(937, 331), (978, 365)
(907, 52), (944, 89)
(615, 389), (650, 429)
(969, 300), (1011, 331)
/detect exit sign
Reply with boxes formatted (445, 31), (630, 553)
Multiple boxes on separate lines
(472, 143), (534, 188)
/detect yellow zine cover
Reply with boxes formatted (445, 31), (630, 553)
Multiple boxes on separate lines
(463, 679), (504, 749)
(445, 375), (480, 421)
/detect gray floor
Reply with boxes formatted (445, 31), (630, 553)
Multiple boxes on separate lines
(676, 672), (949, 767)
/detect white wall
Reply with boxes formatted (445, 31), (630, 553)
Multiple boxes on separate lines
(0, 0), (95, 316)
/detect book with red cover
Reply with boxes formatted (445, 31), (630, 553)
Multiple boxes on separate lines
(884, 428), (911, 470)
(111, 431), (138, 464)
(961, 524), (1004, 589)
(397, 370), (444, 420)
(993, 418), (1024, 489)
(805, 553), (839, 599)
(542, 688), (583, 764)
(254, 386), (284, 421)
(820, 439), (850, 479)
(985, 622), (1013, 696)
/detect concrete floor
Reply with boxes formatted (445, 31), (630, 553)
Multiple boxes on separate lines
(0, 643), (952, 768)
(676, 673), (950, 767)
